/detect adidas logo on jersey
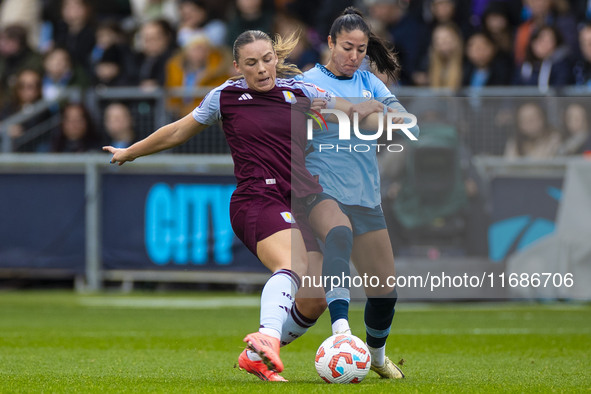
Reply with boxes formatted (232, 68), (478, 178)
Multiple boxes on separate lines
(238, 93), (253, 101)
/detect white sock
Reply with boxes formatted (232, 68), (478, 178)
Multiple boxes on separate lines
(259, 327), (281, 339)
(332, 318), (351, 335)
(259, 269), (300, 340)
(246, 349), (262, 361)
(280, 303), (317, 346)
(368, 344), (386, 367)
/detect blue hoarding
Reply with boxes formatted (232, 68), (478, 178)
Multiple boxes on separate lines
(0, 172), (262, 273)
(0, 173), (86, 272)
(101, 174), (263, 272)
(488, 177), (563, 262)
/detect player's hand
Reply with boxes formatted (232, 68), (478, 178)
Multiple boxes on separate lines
(103, 146), (135, 166)
(310, 98), (328, 112)
(349, 100), (384, 121)
(387, 107), (405, 125)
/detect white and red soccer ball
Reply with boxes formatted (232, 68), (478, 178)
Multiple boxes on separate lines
(315, 334), (371, 383)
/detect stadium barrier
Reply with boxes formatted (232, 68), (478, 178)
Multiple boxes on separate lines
(0, 153), (265, 291)
(0, 153), (588, 299)
(0, 87), (229, 154)
(0, 88), (83, 153)
(3, 85), (591, 155)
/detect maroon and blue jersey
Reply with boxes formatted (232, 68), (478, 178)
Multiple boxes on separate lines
(192, 78), (334, 199)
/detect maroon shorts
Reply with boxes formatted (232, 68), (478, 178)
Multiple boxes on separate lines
(230, 189), (320, 256)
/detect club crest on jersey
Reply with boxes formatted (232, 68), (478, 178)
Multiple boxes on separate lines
(280, 211), (296, 223)
(283, 91), (297, 104)
(362, 89), (372, 98)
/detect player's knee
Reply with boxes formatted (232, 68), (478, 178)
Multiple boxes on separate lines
(325, 226), (353, 251)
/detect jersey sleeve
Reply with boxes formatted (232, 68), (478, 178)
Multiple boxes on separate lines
(368, 72), (400, 108)
(296, 81), (336, 108)
(369, 73), (420, 138)
(192, 86), (222, 125)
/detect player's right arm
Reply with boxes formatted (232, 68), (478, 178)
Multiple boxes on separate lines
(103, 113), (208, 165)
(104, 83), (225, 165)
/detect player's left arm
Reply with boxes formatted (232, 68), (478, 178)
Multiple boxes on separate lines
(370, 74), (420, 138)
(297, 82), (380, 125)
(298, 81), (413, 134)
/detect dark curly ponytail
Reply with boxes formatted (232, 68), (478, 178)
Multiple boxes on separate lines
(328, 7), (401, 82)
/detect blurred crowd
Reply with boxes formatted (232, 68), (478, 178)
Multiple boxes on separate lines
(0, 0), (590, 156)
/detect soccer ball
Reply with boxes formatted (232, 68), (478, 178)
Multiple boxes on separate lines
(315, 334), (371, 383)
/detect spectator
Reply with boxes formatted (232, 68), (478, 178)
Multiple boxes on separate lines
(0, 0), (43, 49)
(135, 19), (176, 88)
(463, 32), (513, 87)
(129, 0), (180, 27)
(515, 25), (573, 89)
(430, 0), (459, 25)
(469, 0), (522, 30)
(481, 1), (517, 57)
(365, 0), (430, 86)
(103, 102), (136, 149)
(412, 0), (472, 65)
(90, 20), (122, 66)
(93, 46), (135, 87)
(504, 101), (562, 158)
(557, 102), (591, 155)
(572, 22), (591, 87)
(409, 0), (471, 28)
(0, 68), (51, 150)
(424, 23), (464, 90)
(0, 25), (43, 107)
(424, 0), (473, 38)
(312, 0), (355, 38)
(226, 0), (275, 46)
(514, 0), (578, 65)
(165, 33), (230, 117)
(177, 0), (227, 48)
(0, 69), (44, 123)
(52, 0), (96, 70)
(50, 102), (100, 153)
(39, 0), (59, 54)
(90, 20), (137, 87)
(41, 47), (89, 102)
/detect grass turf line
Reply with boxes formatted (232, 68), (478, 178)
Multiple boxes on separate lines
(0, 291), (589, 393)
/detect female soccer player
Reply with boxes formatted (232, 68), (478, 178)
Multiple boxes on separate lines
(103, 30), (340, 382)
(294, 7), (419, 379)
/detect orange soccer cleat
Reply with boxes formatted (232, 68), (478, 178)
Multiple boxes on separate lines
(238, 349), (288, 382)
(243, 332), (284, 372)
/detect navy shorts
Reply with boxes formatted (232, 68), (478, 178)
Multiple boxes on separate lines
(230, 188), (320, 256)
(305, 192), (387, 236)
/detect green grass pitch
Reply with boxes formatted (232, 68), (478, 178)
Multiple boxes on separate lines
(0, 291), (589, 393)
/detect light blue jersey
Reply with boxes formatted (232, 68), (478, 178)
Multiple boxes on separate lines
(299, 64), (419, 208)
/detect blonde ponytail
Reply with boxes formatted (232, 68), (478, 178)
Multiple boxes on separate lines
(273, 31), (302, 78)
